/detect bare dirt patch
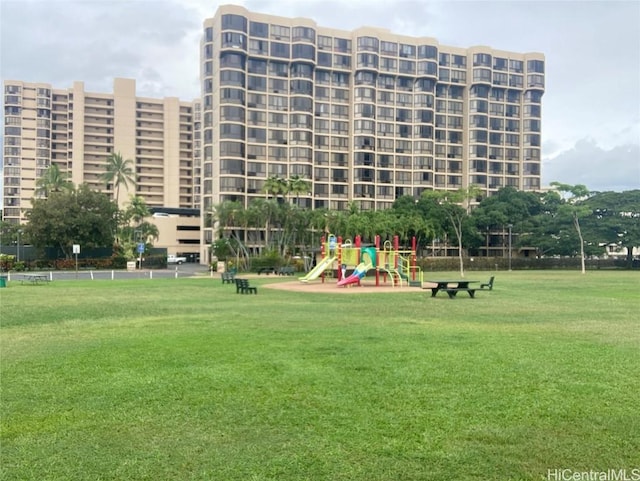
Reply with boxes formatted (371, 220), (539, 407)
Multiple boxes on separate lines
(260, 278), (425, 294)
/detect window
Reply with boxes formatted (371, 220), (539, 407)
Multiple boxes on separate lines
(315, 70), (331, 85)
(527, 74), (545, 88)
(270, 42), (290, 58)
(221, 32), (246, 49)
(247, 76), (266, 92)
(269, 61), (288, 77)
(248, 58), (267, 74)
(220, 123), (244, 140)
(292, 26), (315, 42)
(269, 95), (288, 111)
(473, 53), (492, 67)
(315, 86), (330, 100)
(292, 44), (315, 60)
(220, 71), (245, 87)
(357, 36), (379, 52)
(247, 127), (266, 143)
(418, 45), (438, 59)
(291, 97), (312, 112)
(290, 79), (313, 95)
(318, 52), (332, 67)
(221, 106), (245, 122)
(473, 68), (491, 82)
(399, 60), (415, 74)
(399, 44), (416, 58)
(220, 88), (244, 104)
(509, 59), (523, 73)
(334, 37), (351, 53)
(493, 72), (508, 86)
(418, 61), (437, 75)
(221, 14), (247, 32)
(509, 75), (523, 88)
(380, 57), (397, 72)
(250, 21), (268, 38)
(271, 25), (290, 40)
(249, 39), (268, 56)
(318, 35), (332, 50)
(357, 53), (378, 69)
(527, 60), (545, 73)
(334, 54), (351, 69)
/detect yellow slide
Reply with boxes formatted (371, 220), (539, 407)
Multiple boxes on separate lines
(299, 256), (336, 282)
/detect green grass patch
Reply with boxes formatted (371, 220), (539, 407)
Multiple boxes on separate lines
(1, 271), (639, 480)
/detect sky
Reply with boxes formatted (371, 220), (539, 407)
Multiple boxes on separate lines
(1, 0), (639, 193)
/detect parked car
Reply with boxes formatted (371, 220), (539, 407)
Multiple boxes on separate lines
(167, 254), (187, 265)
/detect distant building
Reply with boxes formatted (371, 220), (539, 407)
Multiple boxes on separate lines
(3, 6), (546, 264)
(2, 78), (200, 258)
(199, 5), (545, 254)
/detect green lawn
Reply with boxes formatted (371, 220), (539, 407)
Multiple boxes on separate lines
(1, 271), (639, 480)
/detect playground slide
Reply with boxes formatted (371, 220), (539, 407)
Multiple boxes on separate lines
(336, 261), (373, 287)
(299, 256), (336, 282)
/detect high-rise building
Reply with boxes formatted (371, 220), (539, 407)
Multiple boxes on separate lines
(2, 78), (200, 257)
(200, 5), (545, 246)
(2, 78), (197, 223)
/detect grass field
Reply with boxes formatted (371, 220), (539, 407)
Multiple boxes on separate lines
(1, 271), (639, 480)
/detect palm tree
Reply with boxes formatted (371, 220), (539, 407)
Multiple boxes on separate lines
(101, 152), (135, 206)
(263, 175), (288, 202)
(287, 175), (310, 206)
(36, 164), (72, 197)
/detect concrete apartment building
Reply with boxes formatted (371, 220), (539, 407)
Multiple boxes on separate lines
(3, 5), (544, 263)
(200, 5), (545, 257)
(2, 78), (200, 257)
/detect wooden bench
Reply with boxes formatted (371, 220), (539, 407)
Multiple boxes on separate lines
(257, 266), (276, 275)
(235, 278), (257, 294)
(221, 271), (236, 284)
(445, 288), (477, 298)
(277, 266), (295, 276)
(480, 276), (495, 290)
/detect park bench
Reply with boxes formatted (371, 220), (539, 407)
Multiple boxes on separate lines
(221, 271), (236, 284)
(257, 266), (276, 275)
(277, 266), (295, 276)
(480, 276), (495, 290)
(235, 278), (257, 295)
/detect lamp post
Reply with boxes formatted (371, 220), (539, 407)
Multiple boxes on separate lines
(17, 229), (22, 263)
(507, 224), (513, 271)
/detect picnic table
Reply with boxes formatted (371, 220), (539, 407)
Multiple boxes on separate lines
(426, 280), (479, 298)
(257, 266), (276, 275)
(22, 273), (50, 285)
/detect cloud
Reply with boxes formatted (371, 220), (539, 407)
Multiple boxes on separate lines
(0, 0), (201, 96)
(543, 138), (640, 192)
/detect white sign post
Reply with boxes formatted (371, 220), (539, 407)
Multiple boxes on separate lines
(73, 244), (80, 278)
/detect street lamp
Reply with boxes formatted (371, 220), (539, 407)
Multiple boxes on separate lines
(17, 229), (22, 263)
(507, 224), (513, 271)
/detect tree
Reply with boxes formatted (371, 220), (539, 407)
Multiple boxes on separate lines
(287, 175), (311, 205)
(550, 182), (591, 274)
(583, 190), (640, 267)
(101, 152), (135, 206)
(263, 175), (288, 202)
(36, 164), (73, 197)
(24, 184), (117, 258)
(118, 196), (159, 261)
(421, 187), (480, 276)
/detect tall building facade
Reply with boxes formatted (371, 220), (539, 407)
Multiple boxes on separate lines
(2, 78), (197, 224)
(200, 5), (545, 245)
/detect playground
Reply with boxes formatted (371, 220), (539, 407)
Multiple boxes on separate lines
(297, 233), (424, 290)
